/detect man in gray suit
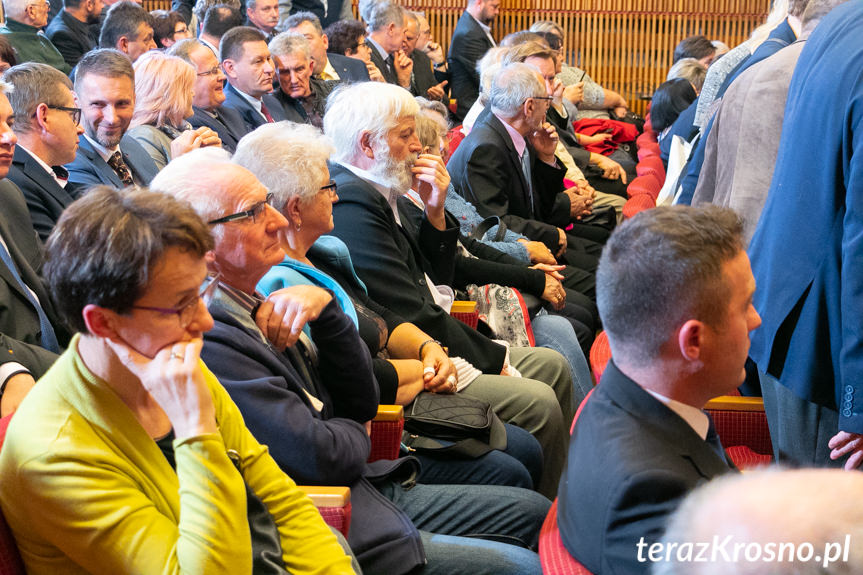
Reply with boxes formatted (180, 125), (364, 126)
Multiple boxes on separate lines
(284, 11), (369, 82)
(65, 49), (160, 190)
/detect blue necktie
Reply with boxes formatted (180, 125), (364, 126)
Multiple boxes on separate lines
(0, 238), (60, 353)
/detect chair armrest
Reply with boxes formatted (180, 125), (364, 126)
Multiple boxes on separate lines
(706, 395), (773, 459)
(450, 300), (479, 329)
(369, 405), (404, 462)
(298, 486), (352, 537)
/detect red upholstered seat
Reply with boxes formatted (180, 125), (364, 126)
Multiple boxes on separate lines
(588, 331), (611, 384)
(0, 415), (25, 575)
(539, 499), (594, 575)
(368, 405), (404, 462)
(623, 194), (657, 219)
(445, 127), (466, 163)
(637, 142), (661, 161)
(725, 445), (772, 469)
(626, 174), (661, 200)
(636, 155), (666, 182)
(636, 131), (658, 149)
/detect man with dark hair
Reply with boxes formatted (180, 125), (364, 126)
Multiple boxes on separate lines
(244, 0), (278, 42)
(170, 39), (248, 153)
(0, 0), (71, 74)
(277, 0), (348, 30)
(99, 0), (157, 62)
(269, 33), (334, 128)
(365, 0), (412, 89)
(447, 0), (499, 121)
(5, 63), (84, 242)
(220, 26), (287, 130)
(558, 205), (757, 575)
(672, 34), (717, 65)
(46, 0), (102, 68)
(285, 11), (369, 82)
(199, 3), (243, 56)
(65, 49), (160, 188)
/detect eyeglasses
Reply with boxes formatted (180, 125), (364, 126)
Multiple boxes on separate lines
(131, 273), (220, 328)
(197, 66), (222, 77)
(46, 105), (81, 125)
(208, 192), (274, 225)
(529, 96), (554, 103)
(319, 180), (337, 197)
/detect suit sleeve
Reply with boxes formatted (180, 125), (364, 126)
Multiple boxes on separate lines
(448, 30), (486, 109)
(0, 334), (59, 378)
(46, 30), (82, 69)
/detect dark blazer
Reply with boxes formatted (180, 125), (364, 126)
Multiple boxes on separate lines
(326, 52), (370, 82)
(287, 0), (344, 28)
(272, 76), (337, 127)
(187, 105), (249, 153)
(0, 179), (64, 376)
(65, 134), (160, 191)
(7, 146), (81, 242)
(748, 2), (863, 434)
(409, 48), (439, 99)
(327, 162), (509, 374)
(447, 11), (493, 121)
(202, 291), (425, 575)
(557, 361), (735, 574)
(447, 108), (570, 250)
(222, 83), (287, 132)
(45, 10), (96, 69)
(368, 42), (397, 85)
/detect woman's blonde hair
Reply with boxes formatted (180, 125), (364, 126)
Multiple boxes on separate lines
(130, 51), (195, 129)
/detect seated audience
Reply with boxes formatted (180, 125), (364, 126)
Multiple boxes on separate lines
(269, 33), (335, 129)
(152, 147), (550, 575)
(99, 1), (157, 62)
(126, 51), (221, 170)
(5, 63), (84, 242)
(197, 2), (243, 56)
(558, 205), (756, 574)
(285, 12), (370, 82)
(150, 9), (192, 48)
(244, 0), (278, 43)
(277, 0), (351, 30)
(46, 0), (101, 69)
(324, 18), (385, 82)
(655, 469), (863, 574)
(220, 26), (287, 130)
(0, 81), (67, 417)
(0, 0), (71, 74)
(170, 38), (250, 153)
(324, 81), (574, 498)
(415, 11), (447, 76)
(672, 34), (717, 65)
(365, 0), (413, 89)
(0, 185), (356, 574)
(66, 49), (160, 188)
(0, 37), (17, 73)
(665, 57), (707, 92)
(652, 78), (698, 162)
(402, 11), (447, 101)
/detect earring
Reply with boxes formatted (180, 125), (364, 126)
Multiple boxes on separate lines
(295, 222), (301, 231)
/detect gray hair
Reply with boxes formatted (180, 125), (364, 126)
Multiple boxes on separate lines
(528, 20), (563, 37)
(269, 32), (312, 60)
(597, 205), (743, 365)
(167, 38), (206, 64)
(666, 57), (707, 92)
(403, 10), (418, 29)
(284, 11), (323, 35)
(233, 121), (334, 210)
(476, 46), (507, 105)
(4, 0), (38, 21)
(801, 0), (849, 34)
(488, 62), (546, 118)
(3, 63), (72, 134)
(324, 82), (419, 164)
(74, 49), (135, 95)
(655, 468), (863, 575)
(358, 0), (380, 24)
(367, 0), (405, 32)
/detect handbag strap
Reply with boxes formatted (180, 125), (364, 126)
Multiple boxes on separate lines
(402, 433), (497, 459)
(472, 216), (508, 242)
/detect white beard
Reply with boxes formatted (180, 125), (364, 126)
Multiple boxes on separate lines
(370, 145), (417, 192)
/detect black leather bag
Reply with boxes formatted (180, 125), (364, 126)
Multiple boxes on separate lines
(402, 392), (508, 459)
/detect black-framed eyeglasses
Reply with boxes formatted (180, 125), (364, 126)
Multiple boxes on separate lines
(197, 66), (222, 77)
(131, 273), (221, 328)
(319, 180), (337, 196)
(208, 192), (274, 225)
(527, 96), (554, 103)
(46, 105), (81, 125)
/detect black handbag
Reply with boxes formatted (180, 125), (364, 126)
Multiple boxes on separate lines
(402, 392), (508, 459)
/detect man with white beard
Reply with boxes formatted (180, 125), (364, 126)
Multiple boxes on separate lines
(324, 80), (575, 498)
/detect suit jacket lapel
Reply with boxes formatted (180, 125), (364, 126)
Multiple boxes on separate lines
(77, 136), (122, 188)
(14, 148), (74, 209)
(484, 111), (532, 210)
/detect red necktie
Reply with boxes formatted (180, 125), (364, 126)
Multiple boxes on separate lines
(260, 100), (275, 123)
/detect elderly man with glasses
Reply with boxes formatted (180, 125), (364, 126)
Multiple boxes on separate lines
(0, 0), (71, 74)
(4, 63), (84, 241)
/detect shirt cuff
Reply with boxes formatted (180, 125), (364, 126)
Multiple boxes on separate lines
(0, 362), (30, 392)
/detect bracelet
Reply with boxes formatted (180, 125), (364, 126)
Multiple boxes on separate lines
(418, 338), (441, 359)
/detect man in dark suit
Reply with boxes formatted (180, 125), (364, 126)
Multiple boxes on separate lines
(365, 0), (413, 89)
(285, 12), (369, 83)
(169, 39), (249, 153)
(244, 0), (278, 43)
(98, 1), (156, 63)
(558, 205), (757, 574)
(447, 0), (498, 121)
(748, 1), (863, 471)
(447, 62), (601, 278)
(0, 85), (67, 416)
(403, 12), (447, 102)
(270, 34), (335, 129)
(45, 0), (101, 69)
(65, 49), (160, 189)
(220, 26), (287, 131)
(5, 64), (84, 242)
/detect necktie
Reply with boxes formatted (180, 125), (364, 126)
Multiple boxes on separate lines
(385, 53), (395, 77)
(705, 413), (727, 461)
(107, 151), (134, 186)
(260, 100), (275, 123)
(0, 239), (60, 353)
(519, 148), (535, 217)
